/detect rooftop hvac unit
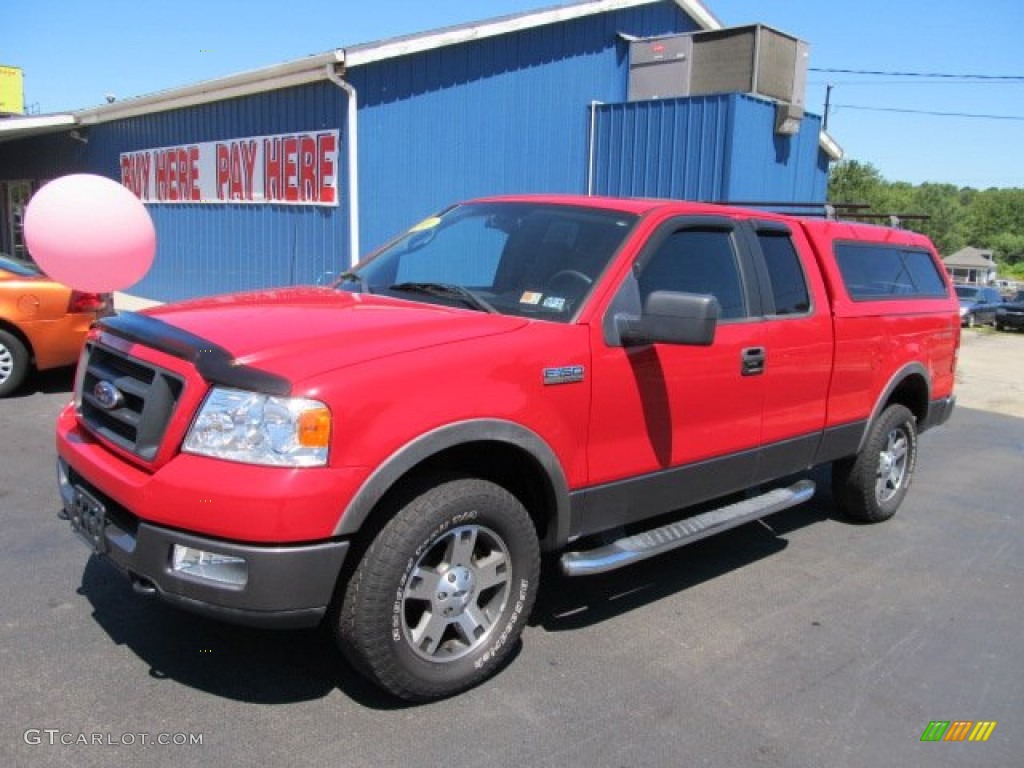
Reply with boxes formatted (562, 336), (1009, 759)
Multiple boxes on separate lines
(628, 25), (810, 127)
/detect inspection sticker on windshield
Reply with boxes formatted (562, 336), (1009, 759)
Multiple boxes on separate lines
(409, 216), (441, 232)
(520, 291), (543, 305)
(542, 296), (566, 311)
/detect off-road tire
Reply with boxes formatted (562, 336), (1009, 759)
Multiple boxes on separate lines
(336, 477), (540, 701)
(832, 404), (918, 523)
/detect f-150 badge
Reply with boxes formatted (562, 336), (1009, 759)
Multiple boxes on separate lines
(543, 365), (585, 385)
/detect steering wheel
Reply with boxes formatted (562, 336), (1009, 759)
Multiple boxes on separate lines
(544, 269), (593, 295)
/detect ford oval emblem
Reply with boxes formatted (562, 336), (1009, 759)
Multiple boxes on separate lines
(93, 380), (123, 410)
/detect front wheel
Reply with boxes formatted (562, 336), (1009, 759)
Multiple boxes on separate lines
(335, 477), (540, 701)
(832, 404), (918, 523)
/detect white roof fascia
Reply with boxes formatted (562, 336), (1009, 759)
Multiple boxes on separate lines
(0, 114), (76, 138)
(68, 0), (719, 125)
(345, 0), (720, 68)
(75, 51), (344, 125)
(675, 0), (721, 32)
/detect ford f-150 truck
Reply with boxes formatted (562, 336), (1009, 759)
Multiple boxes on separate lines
(56, 195), (959, 700)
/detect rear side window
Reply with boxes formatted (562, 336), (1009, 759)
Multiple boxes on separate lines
(758, 233), (810, 315)
(834, 243), (948, 300)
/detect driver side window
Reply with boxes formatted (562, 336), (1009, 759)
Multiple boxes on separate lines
(638, 229), (748, 320)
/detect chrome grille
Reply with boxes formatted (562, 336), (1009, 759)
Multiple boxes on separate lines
(78, 343), (185, 461)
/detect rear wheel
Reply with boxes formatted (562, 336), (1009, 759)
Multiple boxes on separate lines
(833, 404), (918, 523)
(335, 477), (540, 701)
(0, 330), (30, 397)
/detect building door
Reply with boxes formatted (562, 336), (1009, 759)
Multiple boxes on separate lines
(3, 180), (33, 261)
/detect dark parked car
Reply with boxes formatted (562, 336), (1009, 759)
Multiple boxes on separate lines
(995, 290), (1024, 332)
(955, 284), (1002, 327)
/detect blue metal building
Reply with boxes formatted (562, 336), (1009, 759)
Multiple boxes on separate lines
(0, 0), (839, 302)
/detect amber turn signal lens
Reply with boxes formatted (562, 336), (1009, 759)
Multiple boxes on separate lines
(297, 407), (331, 448)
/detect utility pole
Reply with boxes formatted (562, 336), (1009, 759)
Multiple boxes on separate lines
(823, 83), (834, 131)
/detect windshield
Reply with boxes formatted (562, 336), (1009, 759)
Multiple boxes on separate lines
(339, 202), (638, 321)
(0, 254), (42, 278)
(954, 285), (980, 300)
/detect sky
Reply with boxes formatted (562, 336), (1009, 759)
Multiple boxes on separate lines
(2, 0), (1022, 189)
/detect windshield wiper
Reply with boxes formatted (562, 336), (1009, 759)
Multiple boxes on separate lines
(337, 271), (370, 293)
(389, 282), (497, 313)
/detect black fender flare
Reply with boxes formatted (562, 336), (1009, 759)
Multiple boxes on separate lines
(333, 419), (572, 548)
(857, 362), (931, 453)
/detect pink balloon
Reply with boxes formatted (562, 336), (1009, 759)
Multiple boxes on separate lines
(24, 174), (156, 293)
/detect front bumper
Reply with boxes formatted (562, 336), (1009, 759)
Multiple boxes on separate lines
(996, 310), (1024, 329)
(58, 457), (349, 628)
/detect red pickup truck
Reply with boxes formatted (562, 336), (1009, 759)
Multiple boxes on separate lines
(56, 195), (959, 700)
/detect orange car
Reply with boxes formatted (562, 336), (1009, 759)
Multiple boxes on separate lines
(0, 254), (112, 397)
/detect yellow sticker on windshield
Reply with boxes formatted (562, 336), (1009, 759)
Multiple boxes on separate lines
(409, 216), (441, 233)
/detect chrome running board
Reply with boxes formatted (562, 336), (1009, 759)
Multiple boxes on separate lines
(560, 479), (816, 576)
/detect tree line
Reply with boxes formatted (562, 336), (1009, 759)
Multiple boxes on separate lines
(828, 160), (1024, 279)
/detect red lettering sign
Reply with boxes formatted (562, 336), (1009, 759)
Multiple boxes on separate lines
(120, 154), (151, 199)
(120, 130), (339, 205)
(265, 138), (282, 201)
(318, 133), (337, 204)
(299, 136), (317, 201)
(229, 143), (243, 200)
(155, 151), (169, 201)
(188, 146), (200, 200)
(283, 137), (299, 202)
(241, 141), (257, 201)
(216, 143), (230, 200)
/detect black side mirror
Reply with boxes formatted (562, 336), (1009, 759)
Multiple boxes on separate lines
(616, 291), (719, 347)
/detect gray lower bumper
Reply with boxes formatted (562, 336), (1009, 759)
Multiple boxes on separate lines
(58, 459), (348, 629)
(921, 394), (956, 433)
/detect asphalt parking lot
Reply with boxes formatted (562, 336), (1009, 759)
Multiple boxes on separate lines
(1, 328), (1022, 768)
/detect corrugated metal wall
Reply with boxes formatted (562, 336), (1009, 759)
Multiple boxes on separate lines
(2, 3), (695, 300)
(1, 4), (831, 302)
(350, 2), (697, 255)
(592, 93), (828, 203)
(0, 84), (351, 301)
(90, 83), (350, 301)
(725, 94), (828, 202)
(592, 95), (733, 200)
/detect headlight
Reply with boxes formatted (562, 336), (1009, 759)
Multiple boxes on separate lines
(959, 306), (968, 317)
(183, 387), (330, 467)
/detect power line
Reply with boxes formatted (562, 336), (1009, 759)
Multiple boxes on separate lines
(833, 104), (1024, 120)
(811, 67), (1024, 81)
(809, 79), (1022, 87)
